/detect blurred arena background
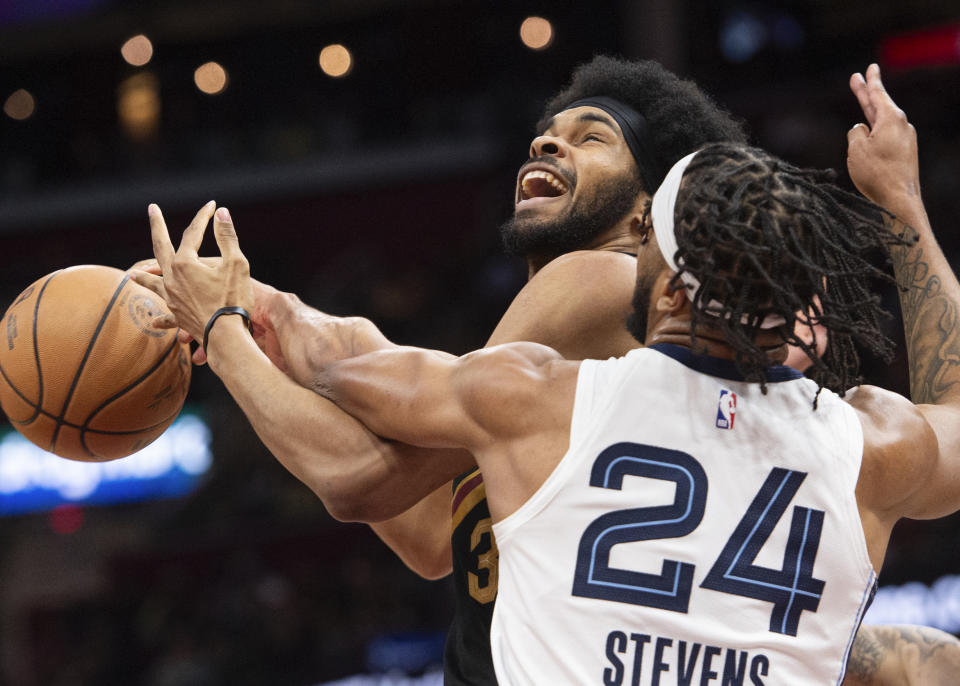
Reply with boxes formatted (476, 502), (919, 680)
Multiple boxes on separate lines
(1, 1), (959, 684)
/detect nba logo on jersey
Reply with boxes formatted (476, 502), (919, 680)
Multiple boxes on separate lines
(716, 389), (737, 429)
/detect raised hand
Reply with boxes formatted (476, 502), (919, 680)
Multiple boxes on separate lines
(130, 249), (288, 369)
(130, 202), (255, 359)
(846, 63), (920, 209)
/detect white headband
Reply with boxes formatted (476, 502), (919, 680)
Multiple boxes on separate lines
(650, 150), (786, 329)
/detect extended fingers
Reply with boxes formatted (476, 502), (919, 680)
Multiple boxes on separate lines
(849, 71), (875, 126)
(148, 204), (176, 271)
(865, 63), (884, 94)
(864, 63), (908, 124)
(213, 207), (244, 261)
(178, 200), (217, 258)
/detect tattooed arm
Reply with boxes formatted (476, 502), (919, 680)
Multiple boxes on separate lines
(847, 64), (960, 406)
(844, 69), (960, 683)
(844, 625), (960, 686)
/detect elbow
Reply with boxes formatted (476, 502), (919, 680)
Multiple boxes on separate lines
(323, 495), (375, 523)
(313, 474), (392, 523)
(272, 444), (390, 523)
(311, 465), (410, 524)
(325, 495), (431, 528)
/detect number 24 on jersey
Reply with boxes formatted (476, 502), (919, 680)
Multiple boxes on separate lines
(572, 442), (825, 637)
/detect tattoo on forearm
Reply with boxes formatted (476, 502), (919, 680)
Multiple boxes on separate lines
(847, 625), (960, 684)
(847, 629), (883, 678)
(891, 222), (960, 403)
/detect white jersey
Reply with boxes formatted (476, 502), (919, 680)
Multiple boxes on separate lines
(490, 344), (876, 686)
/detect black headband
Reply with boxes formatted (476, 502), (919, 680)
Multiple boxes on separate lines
(563, 96), (664, 192)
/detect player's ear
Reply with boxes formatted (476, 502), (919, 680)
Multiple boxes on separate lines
(631, 193), (653, 245)
(653, 271), (686, 314)
(635, 195), (653, 245)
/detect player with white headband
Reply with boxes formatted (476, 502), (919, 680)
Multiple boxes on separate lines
(650, 149), (787, 330)
(138, 130), (960, 683)
(133, 62), (959, 684)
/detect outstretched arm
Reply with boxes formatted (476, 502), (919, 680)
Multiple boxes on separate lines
(844, 625), (960, 686)
(847, 64), (960, 407)
(131, 204), (474, 524)
(225, 284), (473, 576)
(133, 208), (639, 574)
(272, 248), (638, 576)
(318, 341), (577, 520)
(846, 65), (960, 521)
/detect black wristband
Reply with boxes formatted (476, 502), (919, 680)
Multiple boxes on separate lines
(203, 306), (254, 351)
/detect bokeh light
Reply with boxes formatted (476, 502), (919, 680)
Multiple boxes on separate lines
(719, 11), (766, 63)
(319, 44), (353, 77)
(194, 61), (229, 95)
(117, 72), (160, 140)
(121, 34), (154, 66)
(49, 504), (84, 535)
(3, 89), (35, 120)
(520, 16), (553, 50)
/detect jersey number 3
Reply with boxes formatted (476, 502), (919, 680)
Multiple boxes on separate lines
(571, 442), (825, 637)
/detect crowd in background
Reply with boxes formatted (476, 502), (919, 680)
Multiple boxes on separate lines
(2, 2), (960, 685)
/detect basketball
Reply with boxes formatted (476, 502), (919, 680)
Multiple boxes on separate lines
(0, 265), (191, 462)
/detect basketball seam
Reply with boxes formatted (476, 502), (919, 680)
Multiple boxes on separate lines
(80, 335), (183, 458)
(0, 272), (57, 426)
(30, 274), (52, 425)
(0, 362), (37, 421)
(0, 269), (60, 426)
(49, 275), (131, 454)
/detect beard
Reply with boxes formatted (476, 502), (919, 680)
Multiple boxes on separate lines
(625, 272), (655, 345)
(500, 169), (643, 258)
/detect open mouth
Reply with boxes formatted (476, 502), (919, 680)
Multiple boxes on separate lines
(519, 169), (570, 202)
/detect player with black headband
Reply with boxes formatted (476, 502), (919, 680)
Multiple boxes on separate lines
(137, 134), (960, 685)
(140, 56), (749, 683)
(132, 60), (953, 684)
(392, 57), (749, 684)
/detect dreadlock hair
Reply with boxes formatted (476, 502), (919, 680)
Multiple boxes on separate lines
(539, 55), (748, 193)
(671, 142), (915, 398)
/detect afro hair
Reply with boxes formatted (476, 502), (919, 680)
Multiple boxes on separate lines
(539, 56), (748, 193)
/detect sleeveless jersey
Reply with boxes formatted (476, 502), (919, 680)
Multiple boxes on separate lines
(443, 468), (499, 685)
(490, 344), (876, 686)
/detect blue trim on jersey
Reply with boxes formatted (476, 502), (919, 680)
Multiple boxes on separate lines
(783, 508), (816, 634)
(648, 343), (804, 383)
(589, 455), (698, 596)
(836, 571), (878, 685)
(722, 471), (820, 601)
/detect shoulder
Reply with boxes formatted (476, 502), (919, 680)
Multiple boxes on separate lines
(537, 248), (638, 276)
(457, 342), (574, 391)
(844, 384), (934, 448)
(489, 250), (639, 359)
(517, 250), (637, 307)
(844, 385), (937, 513)
(527, 250), (637, 300)
(454, 343), (580, 440)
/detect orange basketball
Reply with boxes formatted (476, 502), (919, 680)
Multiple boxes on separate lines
(0, 265), (191, 461)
